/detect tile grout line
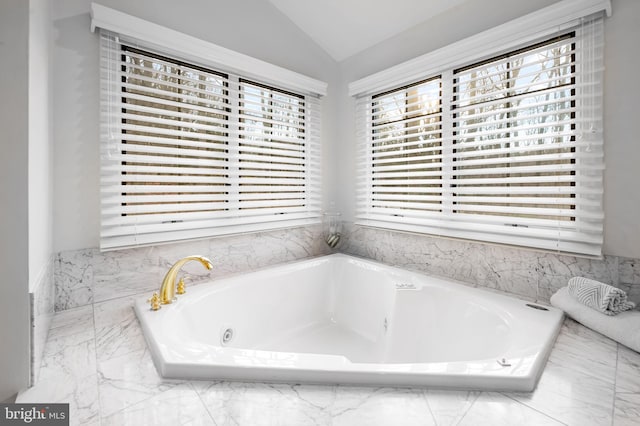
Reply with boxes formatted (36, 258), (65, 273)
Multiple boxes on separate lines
(96, 297), (206, 421)
(91, 301), (104, 426)
(95, 302), (168, 421)
(191, 382), (220, 426)
(610, 343), (620, 426)
(500, 392), (569, 425)
(421, 389), (439, 426)
(453, 391), (481, 426)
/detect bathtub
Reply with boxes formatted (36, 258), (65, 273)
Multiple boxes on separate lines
(134, 254), (563, 391)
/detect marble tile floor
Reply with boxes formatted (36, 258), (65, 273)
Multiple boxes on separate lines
(17, 295), (640, 426)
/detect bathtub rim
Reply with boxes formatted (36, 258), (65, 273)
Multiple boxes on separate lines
(134, 253), (564, 391)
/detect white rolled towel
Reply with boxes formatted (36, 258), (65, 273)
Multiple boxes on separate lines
(567, 276), (636, 316)
(551, 287), (640, 353)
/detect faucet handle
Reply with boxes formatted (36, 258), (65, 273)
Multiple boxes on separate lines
(176, 278), (186, 295)
(147, 292), (161, 311)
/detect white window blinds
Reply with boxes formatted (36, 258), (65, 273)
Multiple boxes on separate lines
(355, 17), (604, 256)
(100, 33), (321, 250)
(366, 77), (444, 215)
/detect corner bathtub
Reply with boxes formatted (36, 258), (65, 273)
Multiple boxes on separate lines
(134, 254), (563, 391)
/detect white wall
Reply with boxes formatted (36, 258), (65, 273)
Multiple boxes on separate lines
(0, 0), (31, 402)
(51, 0), (340, 252)
(336, 0), (640, 259)
(29, 0), (54, 291)
(602, 0), (640, 257)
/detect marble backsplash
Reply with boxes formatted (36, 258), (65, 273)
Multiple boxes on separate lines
(53, 222), (640, 312)
(55, 225), (330, 311)
(339, 223), (640, 306)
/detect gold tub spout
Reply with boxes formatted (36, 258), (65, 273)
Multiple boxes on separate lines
(158, 255), (213, 305)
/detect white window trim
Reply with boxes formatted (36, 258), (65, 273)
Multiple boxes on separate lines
(90, 3), (327, 97)
(351, 1), (607, 257)
(348, 0), (611, 97)
(93, 7), (326, 251)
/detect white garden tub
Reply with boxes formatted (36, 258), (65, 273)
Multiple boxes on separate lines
(134, 254), (563, 391)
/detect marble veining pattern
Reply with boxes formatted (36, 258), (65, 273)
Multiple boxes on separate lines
(18, 293), (640, 426)
(39, 223), (640, 424)
(507, 320), (617, 426)
(55, 225), (329, 311)
(618, 258), (640, 285)
(615, 345), (640, 393)
(54, 223), (640, 311)
(55, 249), (95, 311)
(18, 305), (100, 425)
(340, 224), (639, 305)
(102, 384), (214, 426)
(613, 393), (640, 426)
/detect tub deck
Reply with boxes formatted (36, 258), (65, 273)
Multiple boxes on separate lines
(134, 254), (564, 391)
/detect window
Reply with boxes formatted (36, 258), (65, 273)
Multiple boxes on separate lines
(452, 35), (578, 222)
(99, 33), (322, 250)
(237, 80), (311, 216)
(355, 18), (604, 256)
(368, 78), (443, 215)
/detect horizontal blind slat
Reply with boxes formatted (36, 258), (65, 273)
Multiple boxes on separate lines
(354, 18), (604, 256)
(99, 32), (322, 249)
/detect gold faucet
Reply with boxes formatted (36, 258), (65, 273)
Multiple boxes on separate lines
(154, 255), (213, 307)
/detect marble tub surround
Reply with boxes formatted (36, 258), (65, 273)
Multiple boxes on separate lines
(54, 222), (640, 313)
(18, 305), (99, 425)
(55, 224), (329, 311)
(30, 255), (56, 385)
(340, 223), (640, 305)
(619, 258), (640, 306)
(18, 295), (640, 426)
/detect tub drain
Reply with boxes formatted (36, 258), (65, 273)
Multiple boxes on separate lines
(221, 327), (234, 345)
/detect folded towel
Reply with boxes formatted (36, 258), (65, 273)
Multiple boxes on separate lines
(567, 276), (636, 316)
(551, 287), (640, 353)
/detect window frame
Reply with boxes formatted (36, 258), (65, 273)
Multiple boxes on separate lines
(355, 22), (604, 256)
(99, 33), (322, 250)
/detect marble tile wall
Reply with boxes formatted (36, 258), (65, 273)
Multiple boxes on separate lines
(30, 254), (56, 385)
(53, 222), (640, 312)
(339, 223), (640, 305)
(55, 225), (330, 311)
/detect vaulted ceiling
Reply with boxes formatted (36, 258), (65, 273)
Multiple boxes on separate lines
(268, 0), (468, 62)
